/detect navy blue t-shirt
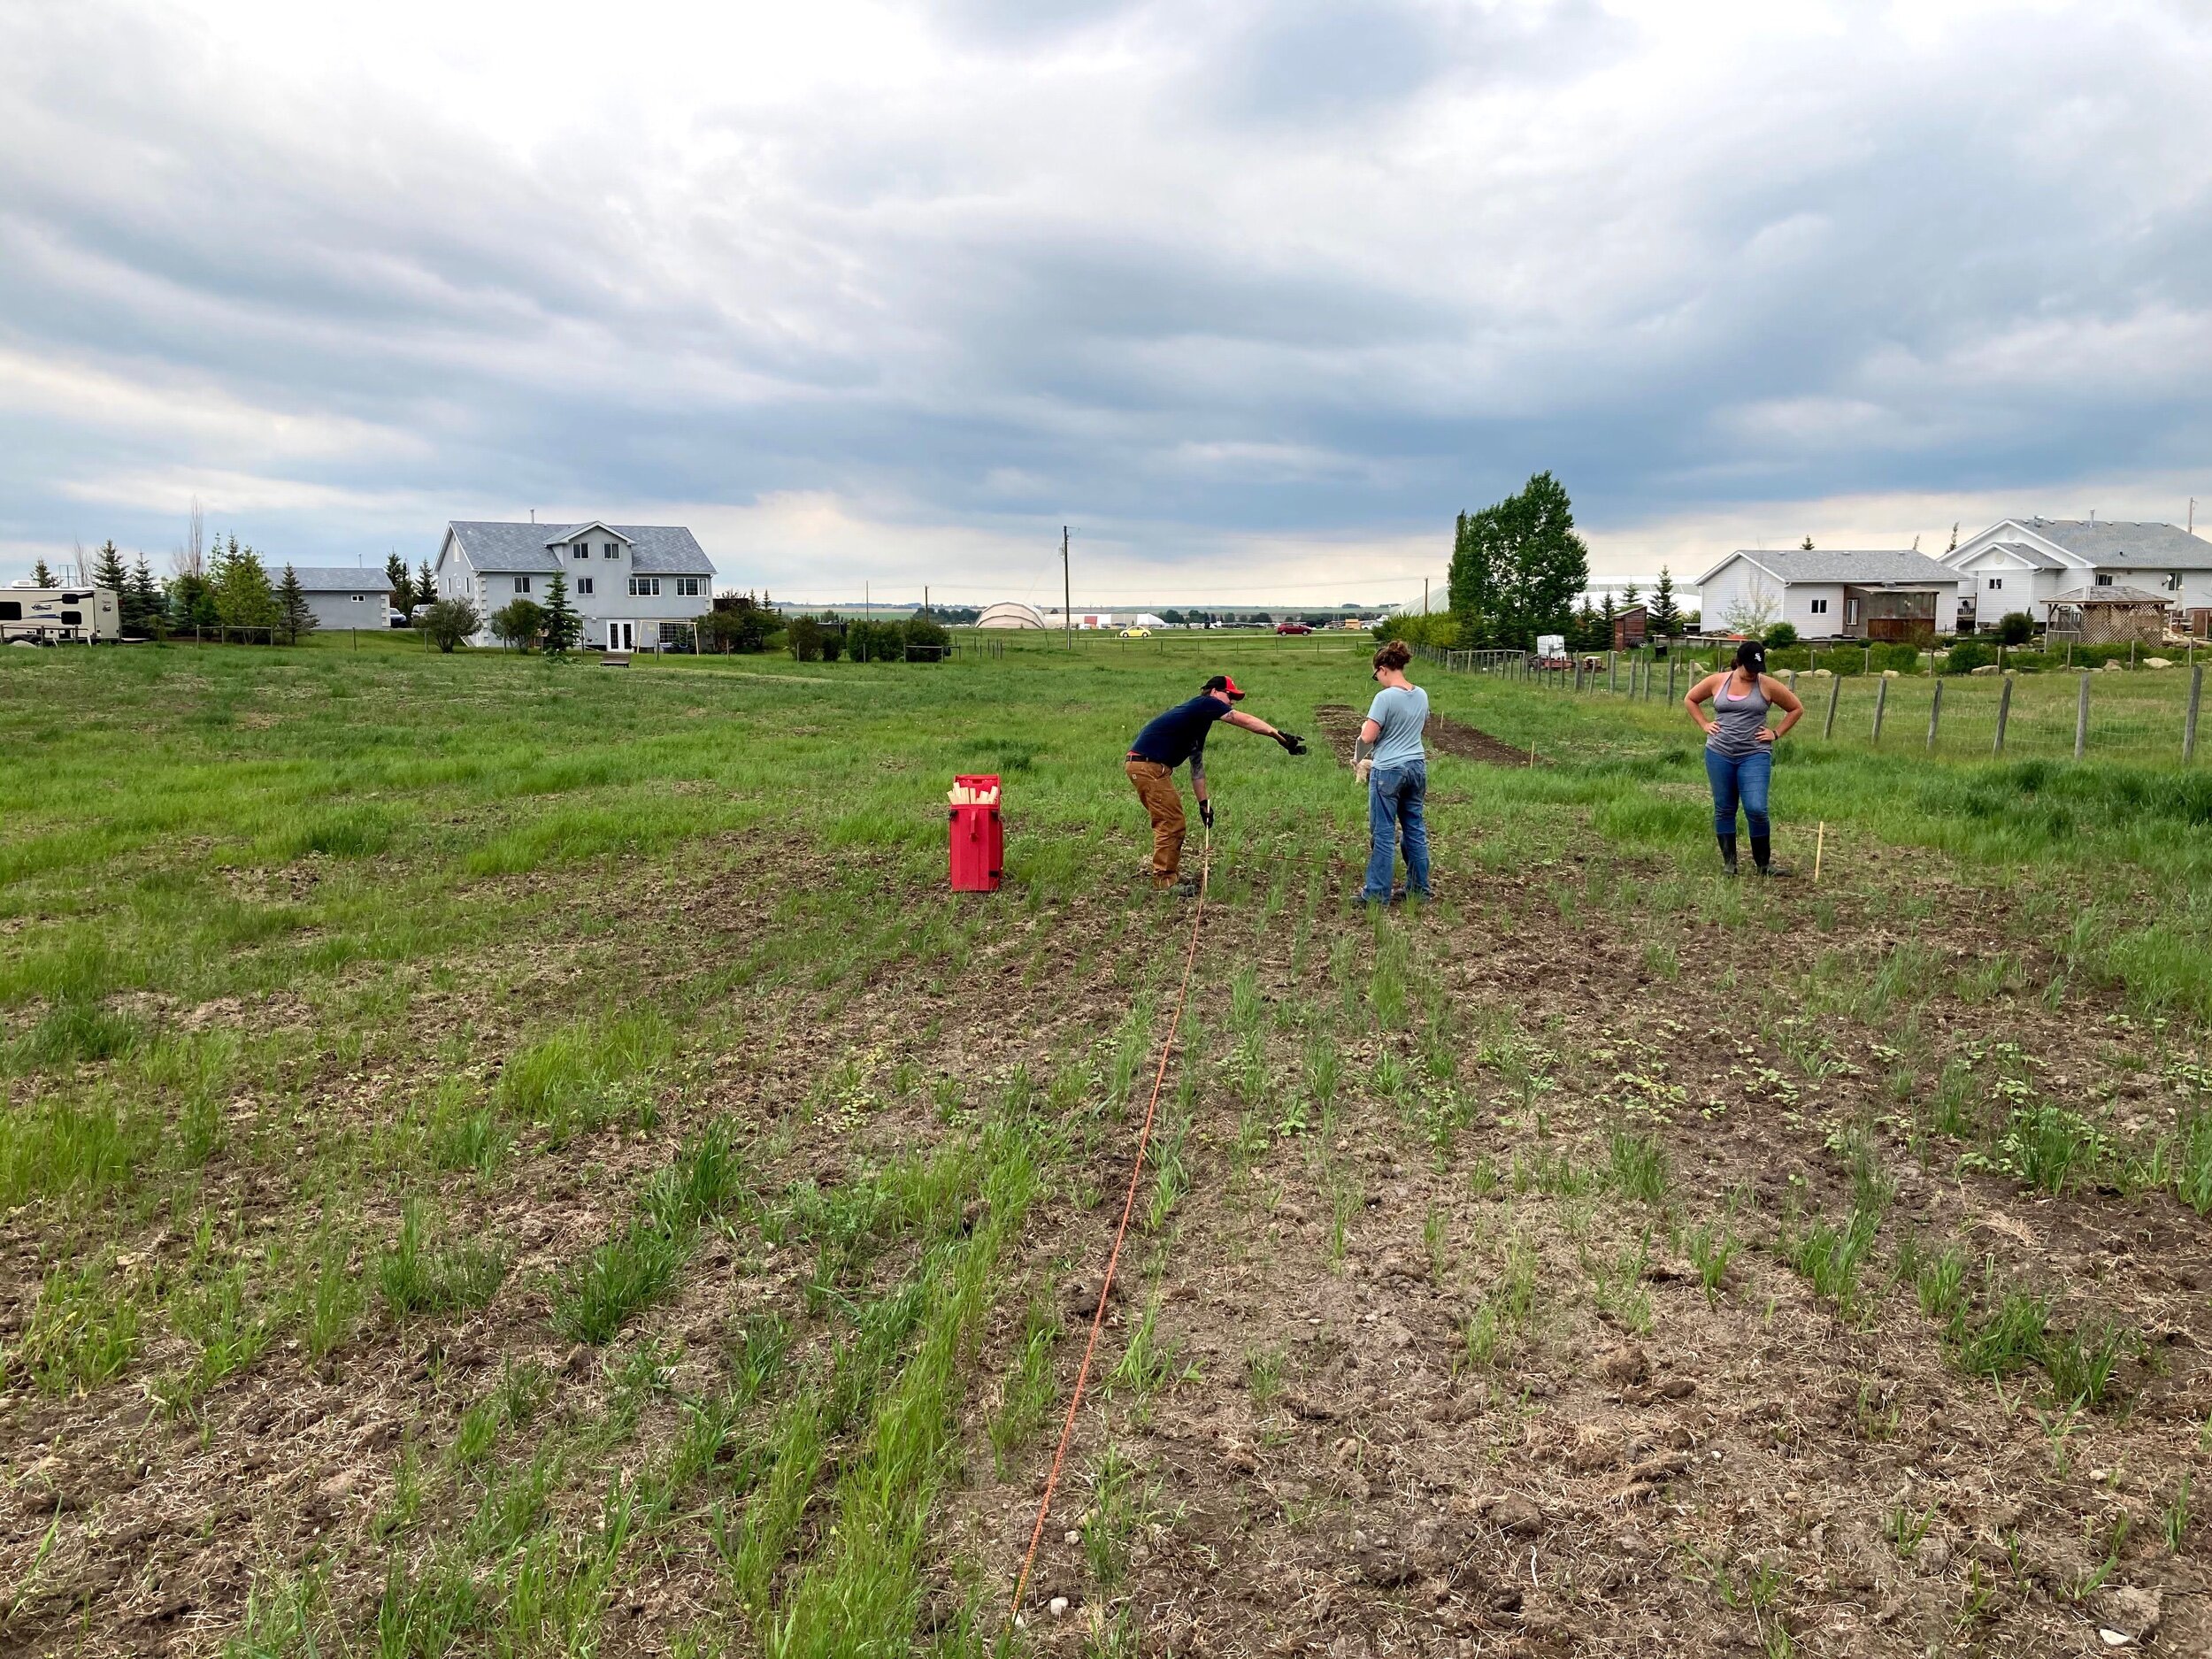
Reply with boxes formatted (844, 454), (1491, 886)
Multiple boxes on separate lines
(1129, 695), (1233, 767)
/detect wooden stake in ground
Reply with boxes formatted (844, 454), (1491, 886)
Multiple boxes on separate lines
(1813, 820), (1825, 884)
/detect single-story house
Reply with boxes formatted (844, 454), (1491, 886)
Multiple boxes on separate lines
(1941, 518), (2212, 629)
(285, 568), (395, 632)
(1611, 604), (1647, 650)
(434, 521), (716, 650)
(1694, 549), (1962, 643)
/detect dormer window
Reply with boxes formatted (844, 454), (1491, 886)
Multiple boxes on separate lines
(603, 542), (620, 559)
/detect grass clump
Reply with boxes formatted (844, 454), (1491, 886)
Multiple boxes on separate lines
(550, 1218), (686, 1346)
(378, 1203), (510, 1318)
(14, 1263), (141, 1393)
(988, 1296), (1060, 1475)
(1782, 1210), (1878, 1312)
(1608, 1129), (1668, 1205)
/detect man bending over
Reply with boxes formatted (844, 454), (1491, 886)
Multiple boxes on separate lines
(1125, 674), (1306, 895)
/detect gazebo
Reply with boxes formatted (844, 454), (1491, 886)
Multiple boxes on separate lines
(2041, 584), (2170, 647)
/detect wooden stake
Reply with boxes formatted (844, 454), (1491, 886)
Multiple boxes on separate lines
(1813, 821), (1825, 885)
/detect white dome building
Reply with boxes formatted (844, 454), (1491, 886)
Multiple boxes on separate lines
(976, 601), (1048, 630)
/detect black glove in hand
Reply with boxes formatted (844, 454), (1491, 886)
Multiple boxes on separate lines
(1199, 799), (1214, 829)
(1277, 732), (1308, 756)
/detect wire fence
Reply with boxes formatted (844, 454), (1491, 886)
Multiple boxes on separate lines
(1410, 644), (2209, 764)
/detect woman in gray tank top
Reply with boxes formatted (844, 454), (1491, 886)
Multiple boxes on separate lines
(1684, 640), (1803, 875)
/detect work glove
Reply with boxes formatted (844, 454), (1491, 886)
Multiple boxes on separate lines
(1276, 731), (1308, 757)
(1353, 757), (1373, 785)
(1199, 799), (1214, 829)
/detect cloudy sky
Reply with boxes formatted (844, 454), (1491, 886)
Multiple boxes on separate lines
(4, 0), (2209, 607)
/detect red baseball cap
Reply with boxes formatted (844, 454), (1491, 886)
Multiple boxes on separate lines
(1202, 674), (1245, 700)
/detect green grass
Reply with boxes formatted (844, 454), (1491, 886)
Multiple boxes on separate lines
(378, 1202), (511, 1318)
(10, 631), (2212, 1655)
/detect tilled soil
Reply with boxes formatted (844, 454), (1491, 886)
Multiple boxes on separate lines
(6, 826), (2212, 1657)
(1314, 704), (1545, 769)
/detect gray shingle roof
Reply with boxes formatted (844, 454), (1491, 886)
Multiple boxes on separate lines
(1701, 548), (1957, 587)
(283, 566), (393, 593)
(448, 521), (715, 576)
(2013, 520), (2212, 570)
(2046, 584), (2171, 605)
(1986, 541), (2066, 571)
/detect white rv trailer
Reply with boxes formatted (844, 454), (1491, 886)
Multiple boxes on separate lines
(0, 586), (122, 643)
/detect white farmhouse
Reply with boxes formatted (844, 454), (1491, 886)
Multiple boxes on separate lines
(1694, 548), (1962, 642)
(1940, 518), (2212, 630)
(434, 521), (716, 649)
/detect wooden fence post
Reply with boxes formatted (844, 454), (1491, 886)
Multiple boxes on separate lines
(2186, 664), (2202, 764)
(2075, 672), (2091, 761)
(1993, 673), (2012, 756)
(1609, 650), (1617, 693)
(1872, 675), (1887, 742)
(1926, 678), (1943, 750)
(1824, 672), (1840, 740)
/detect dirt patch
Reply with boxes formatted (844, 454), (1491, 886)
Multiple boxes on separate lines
(1314, 704), (1544, 767)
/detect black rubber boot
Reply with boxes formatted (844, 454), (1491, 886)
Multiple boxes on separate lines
(1717, 833), (1739, 875)
(1752, 834), (1789, 877)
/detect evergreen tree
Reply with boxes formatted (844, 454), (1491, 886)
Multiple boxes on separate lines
(541, 569), (579, 657)
(275, 565), (318, 645)
(385, 552), (410, 611)
(128, 555), (162, 637)
(416, 561), (438, 611)
(32, 557), (55, 588)
(94, 539), (128, 600)
(1647, 566), (1682, 637)
(1446, 472), (1590, 651)
(209, 534), (280, 636)
(1620, 582), (1640, 606)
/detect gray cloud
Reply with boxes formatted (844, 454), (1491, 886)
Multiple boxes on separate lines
(2, 0), (2210, 595)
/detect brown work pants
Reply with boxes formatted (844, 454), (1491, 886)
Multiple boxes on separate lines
(1125, 759), (1185, 884)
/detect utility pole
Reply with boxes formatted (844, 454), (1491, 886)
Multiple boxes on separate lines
(2191, 498), (2197, 534)
(1423, 578), (1430, 615)
(924, 585), (929, 619)
(1062, 526), (1072, 651)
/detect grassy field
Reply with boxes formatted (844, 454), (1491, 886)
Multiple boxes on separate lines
(5, 631), (2212, 1656)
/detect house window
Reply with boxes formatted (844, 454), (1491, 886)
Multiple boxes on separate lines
(572, 543), (590, 559)
(675, 577), (703, 597)
(1986, 577), (2002, 590)
(629, 576), (661, 597)
(1809, 597), (1828, 615)
(2095, 572), (2113, 586)
(659, 622), (688, 644)
(514, 576), (532, 595)
(578, 577), (594, 595)
(2167, 572), (2184, 591)
(351, 594), (364, 603)
(603, 542), (620, 558)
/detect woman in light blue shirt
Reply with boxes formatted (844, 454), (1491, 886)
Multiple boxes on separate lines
(1356, 640), (1431, 902)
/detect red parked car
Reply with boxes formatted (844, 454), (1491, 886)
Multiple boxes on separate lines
(1275, 622), (1313, 635)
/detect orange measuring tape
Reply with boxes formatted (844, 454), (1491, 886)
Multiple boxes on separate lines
(1008, 829), (1211, 1624)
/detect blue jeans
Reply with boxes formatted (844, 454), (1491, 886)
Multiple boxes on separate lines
(1705, 747), (1772, 837)
(1363, 762), (1431, 901)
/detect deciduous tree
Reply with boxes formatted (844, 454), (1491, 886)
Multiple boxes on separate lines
(1447, 471), (1590, 650)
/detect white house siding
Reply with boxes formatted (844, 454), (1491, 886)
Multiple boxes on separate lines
(1696, 551), (1961, 638)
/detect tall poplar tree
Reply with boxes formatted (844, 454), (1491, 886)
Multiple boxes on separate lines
(1447, 472), (1590, 651)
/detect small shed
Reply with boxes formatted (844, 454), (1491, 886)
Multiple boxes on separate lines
(1611, 604), (1648, 650)
(2041, 584), (2170, 647)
